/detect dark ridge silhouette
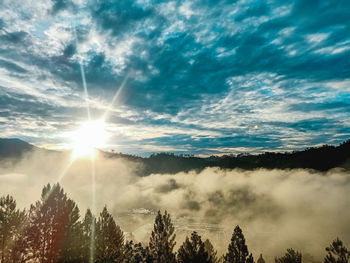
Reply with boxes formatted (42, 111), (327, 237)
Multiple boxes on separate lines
(0, 138), (57, 159)
(1, 138), (350, 174)
(0, 138), (36, 158)
(111, 140), (350, 175)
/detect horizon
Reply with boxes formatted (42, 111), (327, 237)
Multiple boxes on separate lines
(1, 136), (349, 158)
(0, 1), (350, 263)
(1, 0), (349, 156)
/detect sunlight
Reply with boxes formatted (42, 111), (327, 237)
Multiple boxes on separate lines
(70, 120), (109, 160)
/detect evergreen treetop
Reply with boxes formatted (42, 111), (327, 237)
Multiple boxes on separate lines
(149, 210), (176, 263)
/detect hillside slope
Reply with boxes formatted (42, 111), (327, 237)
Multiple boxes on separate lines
(1, 138), (349, 174)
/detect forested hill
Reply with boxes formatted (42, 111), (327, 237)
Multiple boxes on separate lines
(0, 138), (54, 159)
(0, 138), (37, 158)
(108, 140), (350, 175)
(1, 138), (350, 174)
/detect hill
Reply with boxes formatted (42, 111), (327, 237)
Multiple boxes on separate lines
(1, 138), (349, 174)
(106, 140), (350, 174)
(0, 138), (37, 158)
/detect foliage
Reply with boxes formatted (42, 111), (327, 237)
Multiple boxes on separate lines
(149, 210), (176, 263)
(0, 184), (349, 263)
(0, 195), (27, 263)
(223, 225), (254, 263)
(81, 209), (96, 263)
(324, 238), (350, 263)
(177, 231), (211, 263)
(204, 239), (220, 263)
(95, 206), (124, 263)
(124, 240), (153, 263)
(26, 183), (81, 263)
(275, 249), (302, 263)
(257, 254), (266, 263)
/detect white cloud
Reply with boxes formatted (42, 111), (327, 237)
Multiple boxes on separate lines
(306, 33), (329, 44)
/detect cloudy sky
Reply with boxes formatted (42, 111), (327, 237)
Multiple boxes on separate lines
(0, 0), (349, 155)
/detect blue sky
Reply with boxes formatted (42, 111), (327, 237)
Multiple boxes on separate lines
(0, 0), (349, 155)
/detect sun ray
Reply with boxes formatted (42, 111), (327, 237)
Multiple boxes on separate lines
(56, 157), (75, 182)
(102, 72), (130, 122)
(89, 158), (96, 263)
(70, 119), (109, 160)
(73, 26), (91, 120)
(70, 24), (130, 263)
(73, 24), (98, 263)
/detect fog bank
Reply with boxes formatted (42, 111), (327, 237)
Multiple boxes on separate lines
(0, 151), (349, 261)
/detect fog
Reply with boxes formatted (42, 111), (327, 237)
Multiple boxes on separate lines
(0, 150), (349, 262)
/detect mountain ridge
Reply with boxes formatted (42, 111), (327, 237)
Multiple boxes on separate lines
(1, 138), (349, 174)
(0, 138), (37, 158)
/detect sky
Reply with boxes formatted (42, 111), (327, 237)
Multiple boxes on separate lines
(0, 0), (349, 156)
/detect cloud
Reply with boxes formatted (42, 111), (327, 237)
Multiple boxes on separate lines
(51, 0), (76, 15)
(0, 152), (349, 262)
(0, 0), (349, 154)
(90, 0), (154, 37)
(0, 59), (27, 74)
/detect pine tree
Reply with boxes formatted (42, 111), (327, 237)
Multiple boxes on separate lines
(11, 230), (28, 263)
(257, 254), (266, 263)
(123, 240), (153, 263)
(204, 239), (219, 263)
(81, 209), (96, 263)
(275, 249), (302, 263)
(324, 238), (350, 263)
(57, 198), (83, 263)
(223, 225), (253, 263)
(178, 231), (212, 263)
(95, 206), (124, 263)
(149, 210), (176, 263)
(26, 184), (81, 263)
(247, 254), (254, 263)
(0, 195), (27, 263)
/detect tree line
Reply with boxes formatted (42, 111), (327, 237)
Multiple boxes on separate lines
(129, 139), (350, 175)
(0, 184), (349, 263)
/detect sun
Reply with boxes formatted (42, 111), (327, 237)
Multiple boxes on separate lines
(70, 120), (109, 160)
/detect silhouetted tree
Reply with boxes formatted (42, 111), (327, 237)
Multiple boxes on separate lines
(247, 254), (254, 263)
(95, 206), (124, 263)
(57, 198), (82, 263)
(6, 181), (350, 263)
(81, 209), (96, 263)
(324, 238), (350, 263)
(204, 239), (219, 263)
(26, 184), (80, 263)
(257, 254), (266, 263)
(123, 240), (153, 263)
(149, 211), (176, 263)
(275, 249), (302, 263)
(0, 195), (27, 263)
(178, 231), (211, 263)
(223, 226), (253, 263)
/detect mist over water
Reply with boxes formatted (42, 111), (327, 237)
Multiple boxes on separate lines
(0, 151), (349, 262)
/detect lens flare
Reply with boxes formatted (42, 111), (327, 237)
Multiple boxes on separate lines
(71, 120), (109, 160)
